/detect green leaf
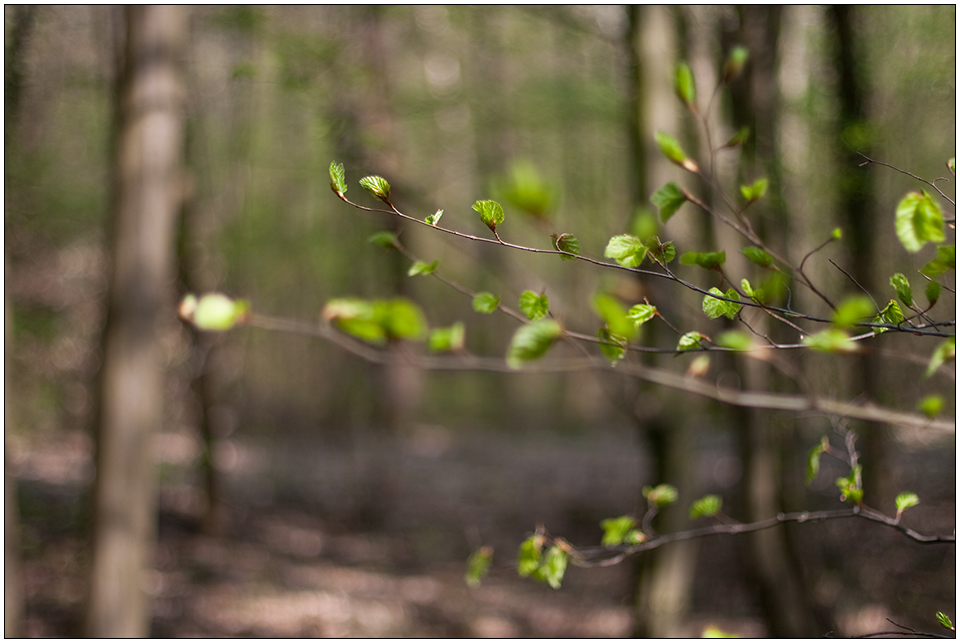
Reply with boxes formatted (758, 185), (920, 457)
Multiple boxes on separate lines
(832, 227), (843, 240)
(473, 199), (505, 232)
(655, 131), (698, 172)
(597, 327), (627, 365)
(368, 230), (399, 249)
(890, 273), (914, 307)
(180, 293), (250, 331)
(592, 293), (637, 340)
(627, 304), (657, 328)
(740, 279), (759, 301)
(551, 233), (581, 260)
(702, 287), (741, 320)
(805, 440), (827, 485)
(600, 515), (636, 546)
(506, 319), (563, 369)
(643, 484), (678, 508)
(716, 330), (753, 351)
(722, 45), (749, 83)
(921, 244), (955, 277)
(689, 495), (722, 519)
(359, 175), (391, 203)
(740, 246), (774, 268)
(925, 280), (942, 307)
(464, 546), (492, 589)
(680, 250), (726, 269)
(604, 234), (647, 267)
(674, 62), (697, 108)
(924, 337), (955, 379)
(492, 160), (558, 218)
(949, 158), (957, 175)
(895, 492), (920, 513)
(803, 329), (856, 353)
(517, 534), (544, 577)
(740, 178), (768, 202)
(650, 182), (688, 223)
(646, 239), (676, 265)
(895, 191), (945, 252)
(833, 295), (875, 329)
(375, 298), (428, 341)
(428, 322), (465, 353)
(329, 161), (347, 195)
(519, 290), (549, 321)
(425, 209), (444, 226)
(836, 466), (863, 504)
(472, 292), (500, 314)
(703, 626), (740, 638)
(724, 126), (750, 148)
(936, 612), (954, 630)
(536, 545), (569, 590)
(408, 259), (438, 277)
(872, 300), (903, 333)
(676, 331), (707, 352)
(918, 394), (944, 418)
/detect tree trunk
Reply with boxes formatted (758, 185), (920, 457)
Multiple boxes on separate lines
(85, 6), (186, 637)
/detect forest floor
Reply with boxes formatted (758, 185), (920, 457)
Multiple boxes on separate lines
(10, 422), (955, 638)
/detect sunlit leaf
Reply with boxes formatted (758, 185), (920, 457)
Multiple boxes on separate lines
(329, 161), (347, 195)
(552, 233), (581, 260)
(936, 612), (954, 630)
(803, 329), (856, 353)
(917, 394), (944, 418)
(592, 293), (637, 340)
(604, 234), (646, 267)
(689, 495), (722, 519)
(536, 545), (569, 590)
(921, 244), (955, 277)
(180, 293), (250, 331)
(627, 304), (657, 328)
(716, 330), (752, 351)
(359, 175), (391, 203)
(472, 292), (500, 314)
(506, 319), (563, 369)
(890, 273), (914, 307)
(519, 290), (549, 321)
(702, 287), (741, 320)
(740, 246), (774, 268)
(836, 465), (863, 504)
(517, 535), (544, 577)
(425, 209), (444, 226)
(740, 178), (768, 202)
(872, 300), (903, 333)
(677, 331), (707, 352)
(464, 546), (493, 589)
(924, 337), (955, 379)
(655, 131), (698, 172)
(675, 62), (697, 107)
(428, 322), (465, 353)
(895, 492), (920, 514)
(805, 440), (827, 485)
(680, 250), (726, 269)
(600, 516), (636, 546)
(650, 182), (688, 223)
(408, 259), (438, 277)
(895, 191), (945, 252)
(643, 484), (678, 508)
(597, 327), (627, 365)
(703, 626), (740, 638)
(833, 295), (875, 329)
(473, 199), (505, 232)
(722, 46), (749, 83)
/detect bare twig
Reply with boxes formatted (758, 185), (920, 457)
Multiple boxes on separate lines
(858, 152), (956, 207)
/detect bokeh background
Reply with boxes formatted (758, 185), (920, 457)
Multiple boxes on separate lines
(5, 5), (955, 637)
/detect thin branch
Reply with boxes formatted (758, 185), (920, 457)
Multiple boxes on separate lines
(859, 152), (956, 207)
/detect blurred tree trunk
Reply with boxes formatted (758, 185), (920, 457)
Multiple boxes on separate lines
(627, 7), (698, 637)
(4, 6), (37, 637)
(828, 5), (889, 510)
(86, 6), (187, 637)
(724, 7), (829, 636)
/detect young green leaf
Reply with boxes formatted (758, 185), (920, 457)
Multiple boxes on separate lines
(536, 545), (569, 590)
(472, 292), (500, 314)
(803, 329), (856, 353)
(506, 319), (563, 369)
(895, 190), (945, 252)
(680, 250), (726, 270)
(425, 209), (443, 226)
(551, 233), (581, 260)
(646, 239), (676, 265)
(936, 612), (954, 630)
(689, 495), (722, 519)
(597, 327), (627, 365)
(655, 131), (699, 172)
(722, 45), (749, 83)
(323, 298), (386, 345)
(627, 303), (657, 328)
(805, 439), (827, 485)
(832, 295), (875, 329)
(650, 182), (688, 223)
(832, 227), (843, 240)
(716, 330), (753, 351)
(368, 230), (400, 249)
(604, 234), (647, 267)
(428, 322), (465, 353)
(925, 280), (942, 307)
(702, 626), (740, 638)
(921, 244), (955, 277)
(180, 293), (250, 331)
(592, 293), (637, 340)
(836, 465), (863, 504)
(517, 535), (544, 577)
(519, 290), (549, 321)
(329, 161), (347, 195)
(600, 515), (636, 546)
(473, 199), (505, 233)
(924, 337), (955, 379)
(740, 246), (774, 268)
(643, 484), (679, 508)
(917, 394), (944, 418)
(702, 287), (741, 320)
(359, 175), (391, 203)
(408, 259), (438, 277)
(890, 273), (914, 307)
(676, 331), (707, 352)
(949, 158), (957, 175)
(872, 300), (903, 333)
(895, 492), (919, 515)
(375, 298), (428, 341)
(740, 178), (768, 202)
(674, 62), (697, 108)
(464, 546), (492, 589)
(724, 126), (750, 148)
